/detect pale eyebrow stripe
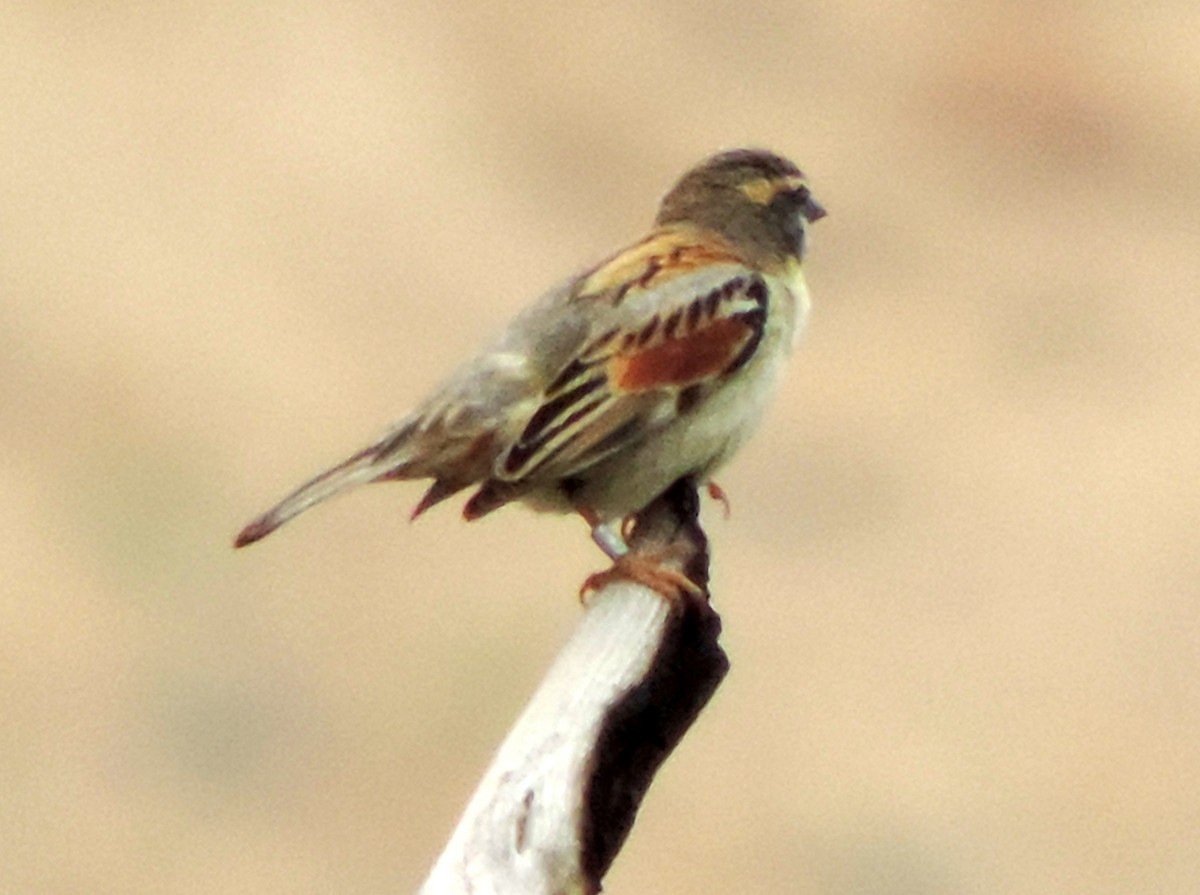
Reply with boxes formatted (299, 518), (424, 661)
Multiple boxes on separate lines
(738, 175), (807, 205)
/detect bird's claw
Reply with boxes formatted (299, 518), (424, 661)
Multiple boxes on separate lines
(579, 551), (704, 604)
(706, 481), (731, 519)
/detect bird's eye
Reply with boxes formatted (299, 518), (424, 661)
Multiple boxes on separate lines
(769, 184), (809, 211)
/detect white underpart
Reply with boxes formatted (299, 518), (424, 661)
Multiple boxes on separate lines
(574, 261), (811, 524)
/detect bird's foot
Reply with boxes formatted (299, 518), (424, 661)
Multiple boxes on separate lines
(706, 481), (731, 518)
(579, 550), (705, 604)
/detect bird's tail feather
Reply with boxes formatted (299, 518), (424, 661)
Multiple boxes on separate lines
(234, 442), (396, 548)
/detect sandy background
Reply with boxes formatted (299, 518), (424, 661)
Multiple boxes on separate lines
(4, 2), (1199, 892)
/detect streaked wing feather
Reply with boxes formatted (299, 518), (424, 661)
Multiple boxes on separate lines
(498, 264), (769, 482)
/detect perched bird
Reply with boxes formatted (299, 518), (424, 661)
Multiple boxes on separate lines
(235, 148), (825, 595)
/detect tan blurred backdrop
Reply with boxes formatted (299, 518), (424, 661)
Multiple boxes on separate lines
(3, 2), (1198, 893)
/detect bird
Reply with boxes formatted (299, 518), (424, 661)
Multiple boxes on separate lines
(235, 148), (825, 596)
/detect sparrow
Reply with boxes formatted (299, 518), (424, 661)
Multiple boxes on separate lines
(235, 148), (825, 596)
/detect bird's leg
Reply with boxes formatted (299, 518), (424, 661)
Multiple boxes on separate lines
(576, 506), (703, 602)
(575, 506), (629, 559)
(590, 517), (630, 560)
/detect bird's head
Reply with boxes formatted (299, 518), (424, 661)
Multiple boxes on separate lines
(656, 148), (826, 266)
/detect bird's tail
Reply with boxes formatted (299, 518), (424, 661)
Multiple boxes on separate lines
(234, 442), (395, 548)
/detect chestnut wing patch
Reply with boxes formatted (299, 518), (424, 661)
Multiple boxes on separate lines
(610, 315), (752, 390)
(498, 274), (769, 482)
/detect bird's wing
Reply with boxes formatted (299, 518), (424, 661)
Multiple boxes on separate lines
(494, 229), (771, 484)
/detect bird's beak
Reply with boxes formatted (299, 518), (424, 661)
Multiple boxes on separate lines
(802, 195), (827, 223)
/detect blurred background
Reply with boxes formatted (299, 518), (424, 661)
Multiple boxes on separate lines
(3, 1), (1198, 892)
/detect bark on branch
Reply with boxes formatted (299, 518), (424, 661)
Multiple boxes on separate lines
(417, 478), (728, 895)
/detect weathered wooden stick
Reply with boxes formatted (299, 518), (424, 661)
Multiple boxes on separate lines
(417, 478), (728, 895)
